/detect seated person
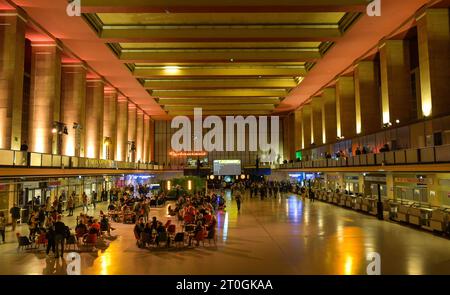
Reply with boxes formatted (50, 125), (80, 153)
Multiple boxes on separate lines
(107, 202), (116, 211)
(141, 222), (153, 247)
(88, 220), (101, 239)
(100, 215), (115, 236)
(133, 218), (145, 241)
(75, 222), (88, 239)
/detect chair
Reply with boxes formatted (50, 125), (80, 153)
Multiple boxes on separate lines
(167, 224), (176, 236)
(173, 232), (185, 247)
(157, 232), (168, 247)
(35, 232), (48, 249)
(17, 234), (33, 250)
(194, 230), (206, 246)
(66, 235), (78, 251)
(206, 229), (217, 246)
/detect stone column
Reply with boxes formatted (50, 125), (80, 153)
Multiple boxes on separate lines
(417, 9), (450, 118)
(293, 110), (302, 158)
(379, 40), (413, 125)
(149, 119), (155, 162)
(311, 97), (323, 145)
(322, 88), (337, 144)
(28, 42), (61, 154)
(84, 79), (104, 159)
(301, 105), (312, 149)
(0, 12), (26, 150)
(61, 63), (86, 156)
(336, 76), (356, 139)
(116, 97), (128, 161)
(354, 61), (381, 135)
(136, 110), (144, 163)
(127, 105), (137, 162)
(103, 88), (117, 160)
(143, 115), (150, 162)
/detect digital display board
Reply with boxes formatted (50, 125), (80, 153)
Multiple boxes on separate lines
(213, 160), (241, 176)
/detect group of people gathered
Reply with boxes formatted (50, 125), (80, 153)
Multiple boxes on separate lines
(133, 189), (218, 249)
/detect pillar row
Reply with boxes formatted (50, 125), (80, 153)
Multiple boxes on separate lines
(322, 88), (337, 144)
(116, 98), (128, 162)
(61, 63), (86, 157)
(136, 110), (144, 162)
(417, 9), (450, 118)
(103, 89), (117, 160)
(28, 42), (61, 154)
(85, 79), (104, 159)
(0, 12), (26, 150)
(336, 76), (356, 139)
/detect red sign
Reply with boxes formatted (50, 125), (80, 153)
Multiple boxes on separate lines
(169, 151), (207, 157)
(47, 181), (61, 187)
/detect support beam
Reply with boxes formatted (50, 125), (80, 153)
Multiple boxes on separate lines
(0, 13), (25, 150)
(100, 25), (341, 42)
(417, 9), (450, 118)
(144, 79), (297, 89)
(82, 0), (367, 13)
(311, 96), (323, 145)
(322, 88), (337, 144)
(301, 105), (311, 149)
(120, 49), (321, 63)
(85, 79), (104, 159)
(127, 105), (137, 162)
(136, 111), (144, 163)
(116, 98), (128, 161)
(103, 89), (118, 160)
(134, 66), (307, 77)
(163, 104), (275, 111)
(379, 40), (413, 125)
(28, 42), (61, 154)
(158, 97), (280, 105)
(336, 76), (356, 139)
(152, 89), (287, 97)
(61, 63), (86, 157)
(354, 61), (381, 135)
(143, 115), (150, 162)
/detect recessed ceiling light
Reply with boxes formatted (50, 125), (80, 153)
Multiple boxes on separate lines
(164, 65), (180, 74)
(230, 58), (234, 62)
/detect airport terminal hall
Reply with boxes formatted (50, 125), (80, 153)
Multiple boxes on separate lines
(1, 0), (450, 276)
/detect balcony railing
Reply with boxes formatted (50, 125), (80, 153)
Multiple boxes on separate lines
(273, 145), (450, 170)
(0, 150), (164, 171)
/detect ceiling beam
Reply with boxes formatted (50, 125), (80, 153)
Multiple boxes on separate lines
(163, 104), (275, 111)
(167, 110), (273, 116)
(158, 97), (281, 105)
(82, 0), (367, 13)
(145, 79), (297, 89)
(119, 49), (321, 63)
(152, 89), (288, 97)
(100, 26), (341, 42)
(133, 66), (307, 77)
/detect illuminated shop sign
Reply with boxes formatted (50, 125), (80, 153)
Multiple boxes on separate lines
(169, 151), (207, 157)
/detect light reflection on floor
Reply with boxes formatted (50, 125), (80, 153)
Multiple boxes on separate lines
(0, 191), (449, 275)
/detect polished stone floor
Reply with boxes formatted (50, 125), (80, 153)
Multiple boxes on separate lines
(1, 191), (449, 275)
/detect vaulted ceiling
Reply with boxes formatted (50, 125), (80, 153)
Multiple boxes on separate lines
(81, 0), (366, 116)
(5, 0), (433, 119)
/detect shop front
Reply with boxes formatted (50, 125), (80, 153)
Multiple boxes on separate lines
(344, 174), (360, 194)
(393, 174), (432, 205)
(363, 174), (387, 199)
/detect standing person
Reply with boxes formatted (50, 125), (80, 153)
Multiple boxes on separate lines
(67, 196), (74, 217)
(92, 191), (97, 210)
(54, 215), (66, 259)
(0, 212), (6, 243)
(9, 204), (21, 232)
(235, 191), (242, 212)
(45, 221), (55, 256)
(82, 192), (88, 212)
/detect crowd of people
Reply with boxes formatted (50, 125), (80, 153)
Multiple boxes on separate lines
(133, 189), (219, 249)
